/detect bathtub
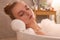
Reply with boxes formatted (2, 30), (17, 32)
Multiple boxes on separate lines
(11, 19), (60, 40)
(17, 31), (60, 40)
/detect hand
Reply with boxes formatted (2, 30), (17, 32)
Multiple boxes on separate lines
(35, 30), (45, 35)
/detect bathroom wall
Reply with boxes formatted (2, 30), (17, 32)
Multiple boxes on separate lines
(0, 0), (16, 38)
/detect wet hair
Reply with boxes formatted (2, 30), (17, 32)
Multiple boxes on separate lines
(4, 2), (17, 20)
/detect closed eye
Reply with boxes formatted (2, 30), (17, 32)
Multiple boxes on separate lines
(18, 11), (24, 16)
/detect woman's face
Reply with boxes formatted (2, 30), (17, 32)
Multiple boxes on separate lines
(12, 2), (35, 24)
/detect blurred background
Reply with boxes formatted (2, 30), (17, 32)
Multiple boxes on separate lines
(0, 0), (60, 40)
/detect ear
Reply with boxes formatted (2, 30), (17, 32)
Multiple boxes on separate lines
(11, 19), (26, 32)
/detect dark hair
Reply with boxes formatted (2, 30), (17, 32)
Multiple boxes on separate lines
(4, 2), (17, 20)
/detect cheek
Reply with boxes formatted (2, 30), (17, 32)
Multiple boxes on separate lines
(20, 16), (29, 24)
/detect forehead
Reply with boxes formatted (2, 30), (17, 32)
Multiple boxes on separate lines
(12, 2), (27, 14)
(16, 1), (27, 7)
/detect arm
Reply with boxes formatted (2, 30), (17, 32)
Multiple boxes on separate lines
(31, 23), (45, 35)
(26, 20), (45, 35)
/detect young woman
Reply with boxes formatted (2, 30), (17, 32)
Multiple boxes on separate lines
(4, 1), (45, 35)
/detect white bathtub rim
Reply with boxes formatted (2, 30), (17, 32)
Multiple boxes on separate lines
(18, 31), (60, 39)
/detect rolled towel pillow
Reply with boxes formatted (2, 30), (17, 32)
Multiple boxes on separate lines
(11, 19), (26, 32)
(23, 28), (36, 35)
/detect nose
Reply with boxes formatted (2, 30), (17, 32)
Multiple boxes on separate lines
(26, 12), (31, 16)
